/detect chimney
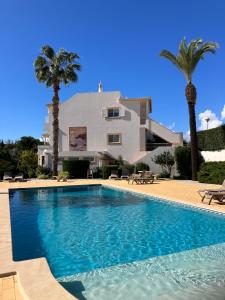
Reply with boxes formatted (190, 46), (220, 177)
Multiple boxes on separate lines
(98, 81), (103, 93)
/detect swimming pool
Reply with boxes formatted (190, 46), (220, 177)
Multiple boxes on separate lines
(9, 185), (225, 299)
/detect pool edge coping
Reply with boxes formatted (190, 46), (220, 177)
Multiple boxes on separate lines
(0, 189), (79, 300)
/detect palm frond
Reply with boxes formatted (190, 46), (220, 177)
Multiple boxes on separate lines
(34, 45), (81, 87)
(41, 45), (55, 60)
(160, 50), (181, 69)
(160, 38), (219, 82)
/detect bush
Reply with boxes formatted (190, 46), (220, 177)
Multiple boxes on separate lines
(152, 151), (174, 176)
(198, 125), (225, 151)
(101, 165), (118, 179)
(198, 162), (225, 184)
(159, 171), (171, 178)
(36, 166), (51, 177)
(58, 171), (69, 181)
(174, 146), (204, 179)
(62, 160), (90, 178)
(37, 174), (49, 179)
(123, 164), (135, 175)
(135, 162), (149, 172)
(19, 150), (38, 178)
(92, 167), (102, 179)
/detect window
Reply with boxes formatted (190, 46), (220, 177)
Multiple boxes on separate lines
(140, 102), (147, 125)
(41, 156), (45, 166)
(108, 134), (121, 144)
(107, 108), (120, 118)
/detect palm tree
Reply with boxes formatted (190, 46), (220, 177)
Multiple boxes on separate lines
(34, 46), (81, 176)
(160, 38), (218, 180)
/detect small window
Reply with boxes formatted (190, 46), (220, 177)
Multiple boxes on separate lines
(107, 108), (120, 118)
(108, 134), (121, 144)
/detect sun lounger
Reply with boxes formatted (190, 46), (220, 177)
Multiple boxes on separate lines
(14, 173), (24, 182)
(202, 190), (225, 205)
(198, 180), (225, 202)
(121, 168), (129, 180)
(128, 171), (154, 184)
(109, 170), (119, 180)
(3, 172), (13, 181)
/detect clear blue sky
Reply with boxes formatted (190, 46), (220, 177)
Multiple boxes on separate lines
(1, 0), (225, 140)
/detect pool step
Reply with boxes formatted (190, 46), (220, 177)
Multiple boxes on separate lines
(59, 243), (225, 300)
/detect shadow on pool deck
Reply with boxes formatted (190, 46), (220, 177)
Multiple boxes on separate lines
(60, 281), (87, 300)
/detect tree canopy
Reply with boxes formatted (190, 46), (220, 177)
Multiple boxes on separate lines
(160, 38), (218, 82)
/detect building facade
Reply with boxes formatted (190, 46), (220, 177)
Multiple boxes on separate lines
(38, 85), (183, 173)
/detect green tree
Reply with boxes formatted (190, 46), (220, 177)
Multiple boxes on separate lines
(16, 136), (42, 153)
(34, 46), (81, 176)
(160, 38), (218, 180)
(152, 151), (174, 176)
(19, 150), (38, 178)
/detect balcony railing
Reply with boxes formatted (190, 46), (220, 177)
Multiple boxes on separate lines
(146, 142), (171, 151)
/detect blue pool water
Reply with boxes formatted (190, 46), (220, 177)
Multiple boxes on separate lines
(9, 185), (225, 282)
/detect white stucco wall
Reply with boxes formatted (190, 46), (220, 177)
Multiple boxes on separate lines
(40, 91), (183, 166)
(136, 146), (177, 175)
(57, 91), (146, 163)
(201, 150), (225, 162)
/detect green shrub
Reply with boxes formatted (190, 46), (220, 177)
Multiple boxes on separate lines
(62, 160), (90, 178)
(58, 171), (69, 181)
(135, 162), (149, 172)
(101, 165), (118, 179)
(198, 162), (225, 184)
(92, 167), (102, 178)
(159, 171), (171, 178)
(37, 174), (49, 179)
(198, 125), (225, 151)
(174, 146), (204, 179)
(36, 166), (51, 177)
(123, 164), (135, 175)
(152, 151), (174, 176)
(19, 150), (38, 178)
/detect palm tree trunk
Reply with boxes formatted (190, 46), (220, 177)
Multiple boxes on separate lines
(185, 82), (198, 181)
(52, 83), (60, 176)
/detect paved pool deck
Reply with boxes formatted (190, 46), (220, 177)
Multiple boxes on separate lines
(0, 179), (224, 300)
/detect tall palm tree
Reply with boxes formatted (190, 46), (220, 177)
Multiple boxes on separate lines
(34, 46), (81, 176)
(160, 38), (218, 180)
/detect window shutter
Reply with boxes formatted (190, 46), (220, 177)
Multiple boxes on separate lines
(102, 108), (107, 118)
(119, 107), (125, 117)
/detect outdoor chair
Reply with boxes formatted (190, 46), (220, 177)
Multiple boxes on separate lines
(120, 168), (130, 180)
(109, 170), (119, 180)
(127, 173), (142, 184)
(14, 173), (24, 182)
(3, 172), (13, 181)
(87, 169), (94, 179)
(128, 171), (154, 184)
(202, 190), (225, 205)
(198, 180), (225, 202)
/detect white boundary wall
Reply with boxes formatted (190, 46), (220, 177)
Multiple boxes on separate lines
(201, 150), (225, 162)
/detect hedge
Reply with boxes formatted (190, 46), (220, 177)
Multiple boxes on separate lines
(197, 125), (225, 151)
(135, 162), (149, 172)
(62, 160), (90, 178)
(198, 162), (225, 184)
(101, 165), (118, 179)
(174, 146), (204, 179)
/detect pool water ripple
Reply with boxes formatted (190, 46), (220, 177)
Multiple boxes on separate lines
(9, 185), (225, 299)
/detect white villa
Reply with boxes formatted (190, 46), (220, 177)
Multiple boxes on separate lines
(38, 83), (183, 173)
